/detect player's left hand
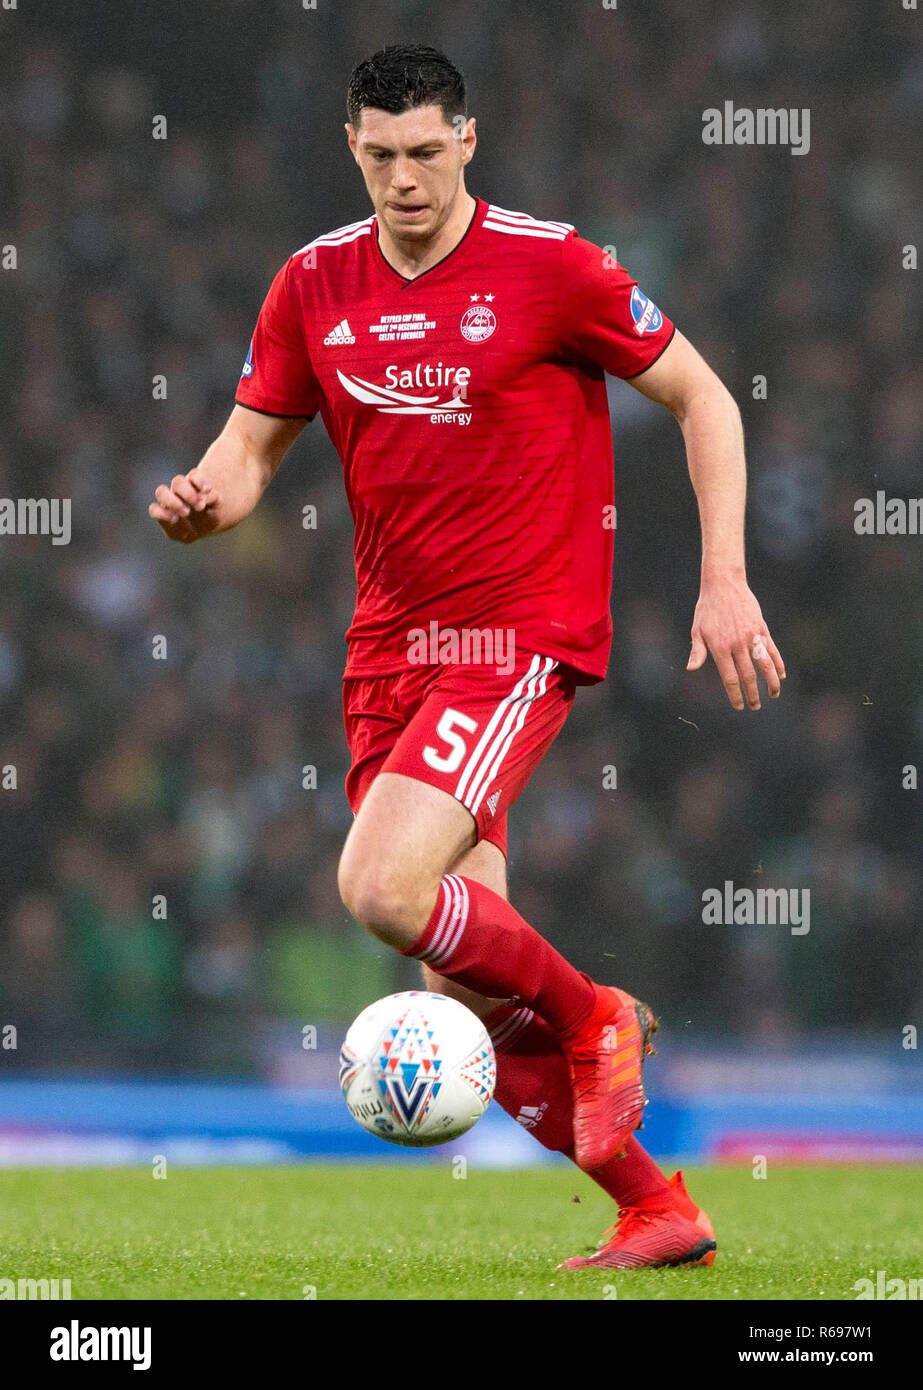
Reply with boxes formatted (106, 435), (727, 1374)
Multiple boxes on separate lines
(686, 576), (785, 710)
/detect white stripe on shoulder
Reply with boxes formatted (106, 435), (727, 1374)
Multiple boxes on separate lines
(484, 204), (574, 240)
(487, 203), (575, 234)
(294, 216), (375, 255)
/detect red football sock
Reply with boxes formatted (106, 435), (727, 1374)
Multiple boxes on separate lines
(486, 1003), (673, 1208)
(402, 874), (595, 1037)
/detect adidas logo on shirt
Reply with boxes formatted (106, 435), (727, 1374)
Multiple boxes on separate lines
(323, 318), (356, 345)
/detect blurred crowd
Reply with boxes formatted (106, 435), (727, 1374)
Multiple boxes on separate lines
(0, 1), (920, 1073)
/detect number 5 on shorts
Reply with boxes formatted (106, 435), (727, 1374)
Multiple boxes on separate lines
(423, 708), (479, 774)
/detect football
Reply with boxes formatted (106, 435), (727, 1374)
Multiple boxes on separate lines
(339, 991), (497, 1146)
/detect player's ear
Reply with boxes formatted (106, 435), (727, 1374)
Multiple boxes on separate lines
(461, 116), (476, 164)
(345, 123), (359, 161)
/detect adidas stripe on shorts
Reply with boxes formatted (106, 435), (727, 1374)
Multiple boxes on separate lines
(342, 650), (577, 857)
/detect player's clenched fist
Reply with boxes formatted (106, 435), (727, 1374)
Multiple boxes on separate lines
(148, 469), (223, 543)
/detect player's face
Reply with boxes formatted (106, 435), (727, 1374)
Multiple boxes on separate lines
(347, 104), (476, 244)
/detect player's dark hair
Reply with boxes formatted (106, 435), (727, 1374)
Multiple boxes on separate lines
(347, 44), (467, 129)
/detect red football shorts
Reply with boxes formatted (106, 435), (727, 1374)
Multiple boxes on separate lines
(343, 651), (578, 857)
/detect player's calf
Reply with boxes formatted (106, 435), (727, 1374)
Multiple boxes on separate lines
(420, 964), (502, 1021)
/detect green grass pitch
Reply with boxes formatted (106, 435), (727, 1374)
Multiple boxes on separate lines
(1, 1164), (917, 1300)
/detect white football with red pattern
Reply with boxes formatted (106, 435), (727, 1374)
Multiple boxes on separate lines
(339, 991), (496, 1146)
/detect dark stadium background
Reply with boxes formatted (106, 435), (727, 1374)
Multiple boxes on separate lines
(0, 0), (920, 1162)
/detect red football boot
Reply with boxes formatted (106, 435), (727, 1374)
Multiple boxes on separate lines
(558, 1171), (717, 1271)
(562, 983), (658, 1171)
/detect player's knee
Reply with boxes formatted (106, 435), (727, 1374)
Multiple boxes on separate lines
(337, 857), (430, 949)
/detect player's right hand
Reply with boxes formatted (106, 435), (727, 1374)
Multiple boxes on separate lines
(149, 469), (223, 543)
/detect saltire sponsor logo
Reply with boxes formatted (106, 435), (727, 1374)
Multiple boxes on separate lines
(629, 287), (663, 335)
(336, 368), (469, 415)
(240, 339), (254, 378)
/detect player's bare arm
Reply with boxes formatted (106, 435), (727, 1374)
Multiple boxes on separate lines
(628, 329), (786, 711)
(148, 404), (306, 544)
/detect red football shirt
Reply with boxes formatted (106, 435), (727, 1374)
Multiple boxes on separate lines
(235, 196), (675, 682)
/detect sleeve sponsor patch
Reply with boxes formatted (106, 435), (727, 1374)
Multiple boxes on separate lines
(629, 287), (664, 335)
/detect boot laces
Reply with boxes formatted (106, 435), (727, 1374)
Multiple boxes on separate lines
(599, 1205), (657, 1247)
